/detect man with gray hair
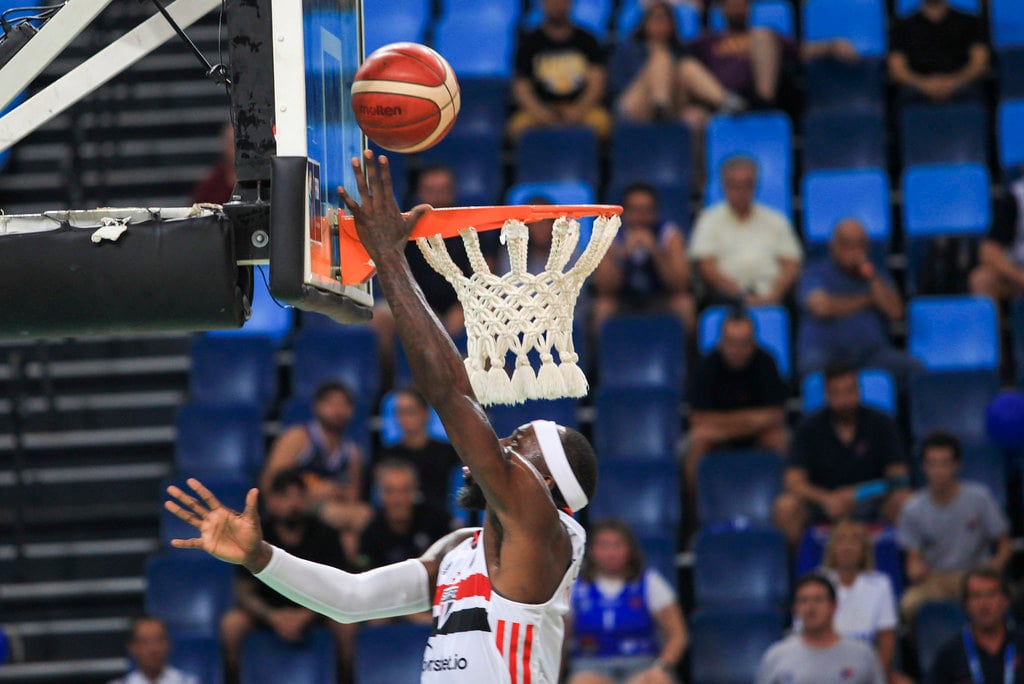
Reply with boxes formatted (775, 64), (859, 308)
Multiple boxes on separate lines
(690, 155), (802, 306)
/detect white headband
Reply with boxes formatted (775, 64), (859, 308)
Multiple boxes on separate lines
(531, 420), (588, 512)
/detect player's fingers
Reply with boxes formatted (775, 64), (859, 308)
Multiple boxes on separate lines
(405, 203), (432, 231)
(378, 155), (397, 206)
(166, 485), (207, 518)
(187, 477), (225, 512)
(362, 148), (381, 202)
(170, 538), (204, 550)
(337, 185), (360, 215)
(242, 488), (260, 521)
(164, 500), (202, 528)
(350, 156), (369, 202)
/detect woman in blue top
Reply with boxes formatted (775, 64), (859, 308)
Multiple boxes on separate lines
(566, 519), (687, 684)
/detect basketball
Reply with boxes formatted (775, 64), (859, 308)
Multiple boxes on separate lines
(351, 42), (460, 154)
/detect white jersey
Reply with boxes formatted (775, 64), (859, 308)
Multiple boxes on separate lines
(422, 510), (586, 684)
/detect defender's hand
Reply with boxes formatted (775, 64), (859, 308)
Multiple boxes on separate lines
(164, 478), (264, 567)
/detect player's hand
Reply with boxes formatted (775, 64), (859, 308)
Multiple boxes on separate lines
(165, 478), (264, 567)
(338, 150), (431, 258)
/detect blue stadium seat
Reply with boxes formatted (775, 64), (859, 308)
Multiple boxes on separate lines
(709, 0), (795, 36)
(440, 0), (520, 25)
(801, 168), (890, 261)
(961, 441), (1008, 508)
(610, 122), (692, 196)
(590, 460), (682, 537)
(900, 102), (988, 166)
(802, 108), (886, 171)
(363, 0), (430, 53)
(705, 113), (793, 217)
(174, 403), (264, 479)
(638, 533), (678, 589)
(916, 602), (967, 680)
(291, 326), (379, 406)
(998, 99), (1024, 174)
(433, 8), (516, 78)
(488, 397), (579, 437)
(698, 305), (791, 379)
(145, 552), (233, 638)
(693, 525), (789, 610)
(908, 296), (999, 372)
(1013, 300), (1024, 385)
(802, 368), (897, 415)
(689, 610), (784, 684)
(516, 126), (600, 187)
(448, 77), (508, 141)
(909, 370), (999, 443)
(208, 271), (293, 345)
(594, 386), (681, 461)
(505, 180), (596, 206)
(524, 0), (613, 37)
(804, 61), (886, 113)
(697, 450), (783, 527)
(897, 0), (978, 15)
(356, 624), (431, 683)
(189, 336), (277, 411)
(998, 48), (1024, 99)
(419, 135), (503, 206)
(803, 0), (887, 58)
(616, 0), (701, 40)
(241, 628), (336, 684)
(598, 314), (686, 391)
(170, 635), (224, 684)
(160, 475), (250, 549)
(992, 0), (1024, 49)
(378, 391), (447, 447)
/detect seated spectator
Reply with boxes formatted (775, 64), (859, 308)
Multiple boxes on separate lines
(376, 388), (460, 513)
(686, 307), (787, 515)
(888, 0), (990, 103)
(897, 431), (1010, 624)
(107, 616), (198, 684)
(508, 0), (612, 141)
(798, 219), (921, 387)
(220, 469), (353, 682)
(819, 521), (904, 683)
(609, 0), (745, 130)
(970, 174), (1024, 304)
(690, 156), (802, 306)
(929, 568), (1023, 684)
(191, 122), (236, 205)
(773, 364), (911, 547)
(592, 182), (694, 334)
(566, 519), (687, 684)
(756, 574), (885, 684)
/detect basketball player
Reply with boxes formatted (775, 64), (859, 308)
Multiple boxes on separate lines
(165, 149), (598, 683)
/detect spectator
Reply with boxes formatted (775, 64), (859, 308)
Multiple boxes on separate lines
(798, 218), (921, 387)
(260, 382), (371, 553)
(508, 0), (612, 141)
(566, 519), (687, 684)
(888, 0), (990, 103)
(819, 521), (904, 682)
(592, 182), (695, 334)
(686, 307), (787, 517)
(220, 469), (353, 683)
(897, 431), (1010, 623)
(376, 388), (460, 513)
(191, 122), (236, 204)
(929, 568), (1023, 684)
(773, 364), (911, 547)
(107, 616), (198, 684)
(970, 175), (1024, 304)
(609, 0), (744, 130)
(757, 574), (885, 684)
(690, 156), (802, 306)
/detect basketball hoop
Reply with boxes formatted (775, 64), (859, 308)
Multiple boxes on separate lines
(337, 204), (622, 405)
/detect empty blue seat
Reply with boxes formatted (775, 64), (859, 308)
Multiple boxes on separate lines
(419, 135), (503, 206)
(448, 77), (508, 141)
(598, 314), (685, 391)
(145, 552), (233, 638)
(909, 370), (999, 443)
(693, 525), (789, 610)
(363, 0), (429, 53)
(709, 0), (795, 36)
(594, 386), (680, 461)
(590, 460), (682, 537)
(802, 108), (886, 171)
(801, 168), (891, 260)
(705, 113), (793, 217)
(698, 305), (791, 379)
(897, 0), (978, 16)
(804, 61), (885, 113)
(291, 326), (379, 406)
(908, 296), (999, 372)
(505, 180), (596, 206)
(697, 450), (782, 527)
(900, 102), (988, 166)
(488, 397), (579, 437)
(616, 0), (701, 40)
(998, 48), (1024, 99)
(160, 475), (250, 549)
(637, 533), (678, 589)
(524, 0), (613, 37)
(802, 368), (897, 415)
(174, 403), (264, 478)
(998, 99), (1024, 173)
(378, 391), (447, 447)
(689, 610), (784, 684)
(610, 122), (692, 194)
(961, 441), (1008, 508)
(170, 635), (224, 684)
(433, 9), (516, 78)
(992, 0), (1024, 49)
(189, 336), (277, 411)
(916, 602), (967, 680)
(356, 623), (431, 683)
(803, 0), (886, 58)
(516, 126), (600, 187)
(241, 628), (336, 684)
(208, 270), (294, 345)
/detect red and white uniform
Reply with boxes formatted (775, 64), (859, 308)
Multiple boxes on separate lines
(422, 510), (586, 683)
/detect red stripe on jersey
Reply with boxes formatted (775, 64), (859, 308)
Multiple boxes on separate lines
(523, 624), (534, 684)
(496, 619), (505, 655)
(432, 572), (493, 607)
(509, 622), (521, 684)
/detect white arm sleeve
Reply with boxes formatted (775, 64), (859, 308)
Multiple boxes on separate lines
(252, 546), (431, 624)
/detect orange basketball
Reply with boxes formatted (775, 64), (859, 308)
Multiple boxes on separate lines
(351, 42), (461, 154)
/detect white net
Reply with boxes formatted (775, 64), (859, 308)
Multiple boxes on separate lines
(417, 212), (621, 406)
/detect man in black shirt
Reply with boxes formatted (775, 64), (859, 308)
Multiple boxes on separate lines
(970, 175), (1024, 304)
(686, 308), (788, 516)
(220, 468), (353, 683)
(773, 364), (911, 546)
(929, 568), (1023, 684)
(888, 0), (989, 102)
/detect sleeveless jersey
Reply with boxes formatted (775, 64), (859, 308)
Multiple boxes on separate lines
(296, 421), (356, 485)
(422, 510), (586, 683)
(569, 570), (659, 658)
